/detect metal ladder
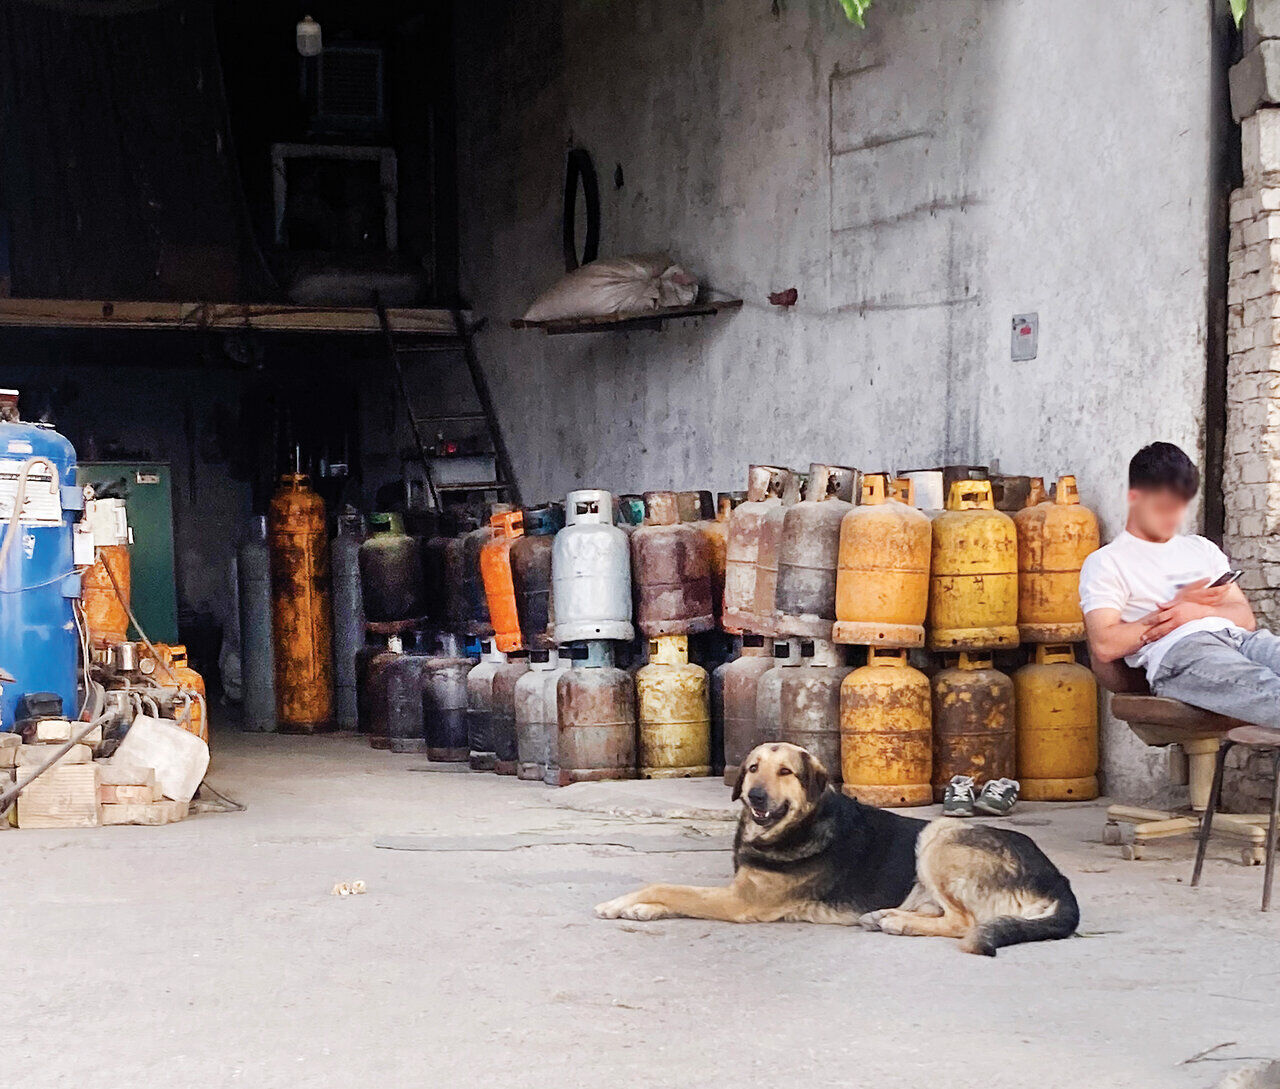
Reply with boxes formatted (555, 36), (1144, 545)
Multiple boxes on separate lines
(376, 304), (521, 509)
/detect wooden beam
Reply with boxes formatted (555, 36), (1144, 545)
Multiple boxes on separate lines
(0, 298), (459, 336)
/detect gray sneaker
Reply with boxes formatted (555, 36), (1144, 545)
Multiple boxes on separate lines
(942, 775), (976, 817)
(975, 778), (1020, 816)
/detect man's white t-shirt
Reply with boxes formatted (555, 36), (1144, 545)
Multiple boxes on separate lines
(1078, 531), (1242, 681)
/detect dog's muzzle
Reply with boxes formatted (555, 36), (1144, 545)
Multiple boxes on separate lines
(745, 789), (788, 826)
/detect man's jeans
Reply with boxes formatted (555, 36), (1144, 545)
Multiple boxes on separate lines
(1150, 629), (1280, 725)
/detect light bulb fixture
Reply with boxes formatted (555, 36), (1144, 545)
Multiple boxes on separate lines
(296, 15), (322, 58)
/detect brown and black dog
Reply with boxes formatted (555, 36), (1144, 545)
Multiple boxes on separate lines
(596, 743), (1079, 956)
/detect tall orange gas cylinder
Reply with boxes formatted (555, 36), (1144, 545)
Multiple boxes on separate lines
(1014, 475), (1100, 643)
(480, 508), (525, 653)
(1012, 644), (1099, 800)
(928, 480), (1018, 651)
(636, 634), (711, 778)
(833, 475), (931, 647)
(268, 473), (334, 732)
(930, 652), (1015, 800)
(722, 465), (789, 633)
(839, 648), (932, 806)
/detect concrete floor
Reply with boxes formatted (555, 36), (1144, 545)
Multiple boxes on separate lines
(7, 731), (1280, 1089)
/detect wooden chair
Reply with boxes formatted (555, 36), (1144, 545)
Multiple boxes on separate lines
(1094, 658), (1272, 862)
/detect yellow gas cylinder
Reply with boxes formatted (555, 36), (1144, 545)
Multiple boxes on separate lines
(268, 473), (335, 732)
(82, 544), (131, 646)
(833, 475), (931, 647)
(1012, 643), (1099, 800)
(636, 634), (711, 778)
(1014, 475), (1100, 643)
(928, 480), (1018, 651)
(165, 644), (208, 743)
(930, 652), (1015, 800)
(839, 647), (932, 807)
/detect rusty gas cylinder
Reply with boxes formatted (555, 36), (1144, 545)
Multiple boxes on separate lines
(833, 475), (931, 647)
(990, 475), (1033, 512)
(554, 640), (638, 784)
(357, 640), (398, 741)
(1026, 477), (1049, 506)
(930, 652), (1016, 800)
(268, 473), (335, 732)
(699, 492), (737, 623)
(722, 465), (789, 633)
(83, 543), (131, 646)
(466, 640), (505, 770)
(636, 634), (711, 778)
(751, 470), (803, 637)
(510, 503), (565, 651)
(515, 649), (567, 780)
(927, 480), (1019, 651)
(481, 508), (526, 653)
(422, 632), (474, 762)
(780, 639), (853, 783)
(490, 650), (531, 774)
(385, 637), (432, 753)
(754, 637), (802, 750)
(839, 647), (932, 807)
(676, 490), (707, 524)
(631, 491), (714, 637)
(716, 634), (776, 784)
(1014, 475), (1100, 643)
(774, 464), (859, 639)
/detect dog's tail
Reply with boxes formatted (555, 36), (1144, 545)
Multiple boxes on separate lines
(962, 886), (1080, 957)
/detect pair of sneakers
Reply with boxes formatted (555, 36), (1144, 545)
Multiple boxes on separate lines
(942, 775), (1019, 817)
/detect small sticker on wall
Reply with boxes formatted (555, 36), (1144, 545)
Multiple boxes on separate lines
(1012, 313), (1038, 361)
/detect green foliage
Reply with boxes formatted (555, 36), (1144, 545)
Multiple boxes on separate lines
(1231, 0), (1248, 28)
(837, 0), (873, 28)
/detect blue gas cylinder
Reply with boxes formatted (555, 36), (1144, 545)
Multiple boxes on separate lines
(0, 399), (82, 730)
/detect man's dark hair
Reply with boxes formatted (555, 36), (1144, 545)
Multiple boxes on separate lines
(1129, 442), (1199, 499)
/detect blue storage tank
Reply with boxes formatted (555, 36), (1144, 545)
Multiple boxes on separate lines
(0, 393), (82, 730)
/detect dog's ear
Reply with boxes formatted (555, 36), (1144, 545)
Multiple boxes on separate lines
(799, 750), (829, 803)
(730, 760), (748, 801)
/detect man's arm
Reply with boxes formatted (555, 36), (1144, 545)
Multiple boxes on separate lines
(1141, 580), (1257, 643)
(1084, 607), (1154, 664)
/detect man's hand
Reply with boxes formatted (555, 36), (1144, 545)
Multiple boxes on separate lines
(1142, 601), (1215, 643)
(1162, 577), (1232, 609)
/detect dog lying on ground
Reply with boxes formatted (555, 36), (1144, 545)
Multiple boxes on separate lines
(595, 743), (1079, 956)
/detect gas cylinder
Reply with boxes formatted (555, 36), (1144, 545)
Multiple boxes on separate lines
(466, 639), (505, 770)
(1012, 643), (1099, 800)
(676, 490), (707, 524)
(631, 491), (714, 636)
(617, 495), (647, 533)
(780, 639), (853, 783)
(461, 519), (497, 637)
(833, 475), (931, 647)
(422, 632), (474, 762)
(552, 489), (634, 643)
(0, 392), (81, 729)
(444, 514), (479, 632)
(774, 464), (859, 639)
(899, 469), (946, 515)
(510, 504), (565, 651)
(82, 496), (130, 646)
(1014, 475), (1100, 643)
(412, 510), (450, 628)
(990, 475), (1033, 512)
(839, 648), (932, 807)
(385, 635), (432, 753)
(930, 652), (1016, 799)
(1026, 477), (1049, 506)
(636, 634), (711, 778)
(699, 492), (737, 622)
(481, 509), (525, 653)
(330, 511), (366, 730)
(554, 640), (637, 784)
(716, 634), (776, 784)
(755, 637), (801, 749)
(164, 644), (208, 742)
(359, 512), (426, 623)
(928, 480), (1019, 651)
(515, 648), (568, 780)
(751, 471), (803, 636)
(490, 651), (531, 774)
(238, 515), (277, 732)
(357, 639), (397, 739)
(268, 473), (335, 732)
(722, 465), (789, 633)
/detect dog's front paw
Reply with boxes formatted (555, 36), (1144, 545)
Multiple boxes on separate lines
(859, 909), (889, 931)
(875, 910), (909, 935)
(595, 894), (636, 919)
(619, 902), (671, 921)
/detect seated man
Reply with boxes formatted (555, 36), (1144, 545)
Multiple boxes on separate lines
(1080, 442), (1272, 723)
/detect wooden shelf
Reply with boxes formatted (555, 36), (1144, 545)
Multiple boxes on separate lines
(0, 297), (460, 337)
(510, 297), (743, 336)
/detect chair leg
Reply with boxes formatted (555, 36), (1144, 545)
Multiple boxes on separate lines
(1193, 741), (1232, 888)
(1263, 750), (1280, 912)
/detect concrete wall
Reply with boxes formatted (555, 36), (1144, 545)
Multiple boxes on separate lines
(454, 0), (1218, 800)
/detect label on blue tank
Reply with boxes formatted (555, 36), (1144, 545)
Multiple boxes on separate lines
(0, 459), (63, 525)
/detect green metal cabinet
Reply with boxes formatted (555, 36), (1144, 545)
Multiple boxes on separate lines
(77, 461), (179, 645)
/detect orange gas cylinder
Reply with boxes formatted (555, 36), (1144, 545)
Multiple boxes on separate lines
(268, 473), (335, 732)
(165, 644), (208, 743)
(1014, 475), (1100, 643)
(832, 475), (931, 647)
(481, 509), (525, 652)
(839, 647), (932, 807)
(82, 544), (131, 646)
